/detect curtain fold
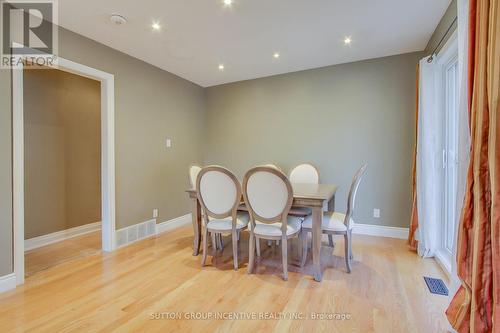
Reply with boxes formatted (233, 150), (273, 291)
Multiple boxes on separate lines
(446, 0), (500, 331)
(408, 64), (419, 251)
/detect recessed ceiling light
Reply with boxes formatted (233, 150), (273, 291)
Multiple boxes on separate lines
(152, 22), (161, 31)
(218, 64), (225, 71)
(223, 0), (233, 5)
(273, 52), (280, 59)
(344, 36), (352, 45)
(110, 14), (127, 25)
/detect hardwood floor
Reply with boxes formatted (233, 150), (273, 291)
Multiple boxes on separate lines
(25, 231), (102, 277)
(0, 225), (450, 332)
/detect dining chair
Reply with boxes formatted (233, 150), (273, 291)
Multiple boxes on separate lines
(243, 166), (303, 280)
(288, 163), (335, 245)
(289, 163), (320, 184)
(190, 164), (225, 249)
(301, 164), (367, 273)
(197, 166), (249, 270)
(188, 164), (202, 188)
(263, 163), (282, 171)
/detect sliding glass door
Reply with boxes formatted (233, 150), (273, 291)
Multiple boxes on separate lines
(436, 36), (459, 273)
(443, 57), (459, 257)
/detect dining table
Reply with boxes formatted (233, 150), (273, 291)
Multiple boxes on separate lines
(186, 183), (338, 282)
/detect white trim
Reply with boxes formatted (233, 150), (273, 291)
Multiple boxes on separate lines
(0, 273), (16, 293)
(24, 222), (102, 251)
(13, 54), (116, 286)
(435, 249), (452, 280)
(353, 223), (409, 239)
(156, 214), (192, 234)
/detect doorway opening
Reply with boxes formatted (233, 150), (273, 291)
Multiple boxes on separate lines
(13, 57), (116, 285)
(23, 68), (102, 277)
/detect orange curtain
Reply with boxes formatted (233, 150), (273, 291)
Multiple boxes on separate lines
(408, 64), (419, 251)
(446, 0), (500, 331)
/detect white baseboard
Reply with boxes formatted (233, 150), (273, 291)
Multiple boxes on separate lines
(353, 223), (409, 239)
(25, 222), (102, 251)
(156, 214), (192, 234)
(0, 273), (16, 293)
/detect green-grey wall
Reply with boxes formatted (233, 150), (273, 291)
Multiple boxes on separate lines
(425, 0), (457, 55)
(0, 27), (206, 275)
(204, 52), (424, 228)
(0, 69), (12, 276)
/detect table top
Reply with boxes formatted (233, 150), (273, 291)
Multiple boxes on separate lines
(291, 183), (338, 200)
(187, 183), (337, 201)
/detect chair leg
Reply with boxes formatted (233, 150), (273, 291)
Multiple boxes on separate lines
(218, 234), (224, 250)
(248, 231), (255, 274)
(256, 237), (261, 257)
(328, 235), (334, 247)
(300, 230), (308, 268)
(232, 230), (238, 270)
(344, 232), (352, 273)
(281, 235), (288, 281)
(349, 230), (353, 260)
(201, 227), (209, 266)
(211, 233), (217, 261)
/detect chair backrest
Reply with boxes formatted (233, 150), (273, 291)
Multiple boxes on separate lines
(196, 166), (241, 220)
(344, 164), (368, 226)
(242, 166), (293, 227)
(263, 163), (282, 171)
(189, 165), (202, 188)
(289, 163), (320, 184)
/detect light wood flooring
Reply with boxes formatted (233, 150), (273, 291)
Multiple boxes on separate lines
(0, 225), (450, 332)
(25, 232), (102, 277)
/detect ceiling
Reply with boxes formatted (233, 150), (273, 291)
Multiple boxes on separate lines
(58, 0), (451, 87)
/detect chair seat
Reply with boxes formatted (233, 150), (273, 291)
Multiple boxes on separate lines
(302, 212), (354, 232)
(207, 213), (249, 232)
(252, 216), (302, 237)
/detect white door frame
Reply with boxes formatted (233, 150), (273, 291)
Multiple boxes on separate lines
(12, 56), (116, 285)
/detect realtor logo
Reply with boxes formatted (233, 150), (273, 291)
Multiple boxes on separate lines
(1, 0), (58, 68)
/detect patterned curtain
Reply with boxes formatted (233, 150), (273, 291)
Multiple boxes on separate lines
(408, 65), (419, 251)
(446, 0), (500, 331)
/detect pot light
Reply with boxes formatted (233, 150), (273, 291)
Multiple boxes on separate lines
(273, 52), (280, 59)
(218, 64), (225, 71)
(152, 22), (161, 31)
(344, 36), (352, 45)
(223, 0), (233, 5)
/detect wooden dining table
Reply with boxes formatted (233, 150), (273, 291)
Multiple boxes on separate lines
(186, 183), (338, 282)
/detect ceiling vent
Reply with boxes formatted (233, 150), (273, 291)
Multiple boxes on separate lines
(110, 14), (127, 25)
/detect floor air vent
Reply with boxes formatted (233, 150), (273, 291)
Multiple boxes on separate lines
(423, 276), (448, 296)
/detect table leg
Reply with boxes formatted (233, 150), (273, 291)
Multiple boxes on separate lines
(312, 206), (323, 282)
(191, 197), (202, 256)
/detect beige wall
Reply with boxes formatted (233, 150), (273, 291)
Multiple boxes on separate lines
(204, 52), (423, 228)
(0, 27), (206, 275)
(425, 0), (457, 55)
(56, 28), (206, 230)
(24, 69), (101, 239)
